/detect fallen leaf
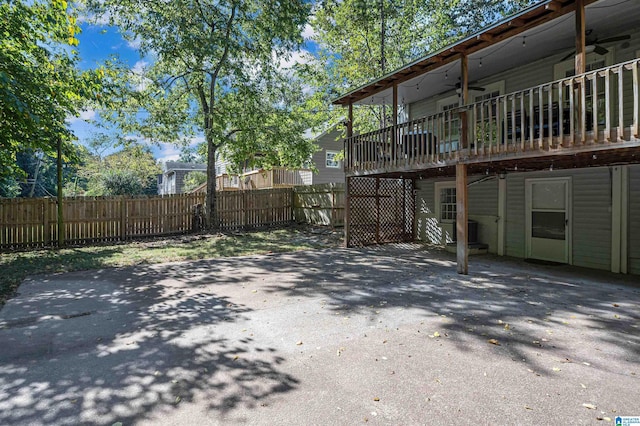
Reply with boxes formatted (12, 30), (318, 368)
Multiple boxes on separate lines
(582, 403), (596, 410)
(373, 397), (380, 402)
(432, 332), (440, 338)
(175, 396), (181, 404)
(524, 405), (532, 410)
(233, 355), (239, 361)
(613, 303), (619, 307)
(504, 324), (510, 330)
(582, 362), (591, 366)
(296, 341), (303, 346)
(580, 383), (587, 389)
(488, 339), (500, 345)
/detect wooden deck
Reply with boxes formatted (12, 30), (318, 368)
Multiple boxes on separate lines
(344, 58), (640, 176)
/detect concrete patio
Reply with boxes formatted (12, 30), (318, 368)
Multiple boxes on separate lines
(0, 245), (638, 425)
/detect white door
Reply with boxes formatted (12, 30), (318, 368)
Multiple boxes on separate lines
(526, 178), (571, 263)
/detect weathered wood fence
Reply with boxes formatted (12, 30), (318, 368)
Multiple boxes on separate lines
(293, 183), (345, 227)
(0, 188), (294, 250)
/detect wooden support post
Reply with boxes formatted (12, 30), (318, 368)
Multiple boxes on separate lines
(460, 54), (469, 105)
(344, 102), (353, 248)
(575, 0), (586, 75)
(456, 163), (468, 274)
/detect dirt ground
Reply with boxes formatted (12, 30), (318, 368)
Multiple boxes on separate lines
(0, 243), (638, 425)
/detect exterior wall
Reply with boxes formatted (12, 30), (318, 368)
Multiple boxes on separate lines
(629, 165), (640, 274)
(505, 167), (612, 271)
(312, 127), (346, 184)
(158, 162), (207, 195)
(415, 176), (499, 253)
(416, 166), (625, 272)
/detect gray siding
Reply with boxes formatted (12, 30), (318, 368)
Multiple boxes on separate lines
(415, 177), (499, 251)
(571, 168), (612, 270)
(312, 127), (345, 184)
(505, 168), (612, 269)
(505, 173), (526, 259)
(629, 165), (640, 274)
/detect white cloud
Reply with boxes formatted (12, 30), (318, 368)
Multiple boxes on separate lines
(126, 36), (142, 50)
(66, 109), (97, 124)
(131, 60), (151, 92)
(277, 49), (311, 70)
(155, 137), (205, 163)
(302, 23), (316, 41)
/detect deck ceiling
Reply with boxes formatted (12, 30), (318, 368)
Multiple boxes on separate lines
(333, 0), (640, 107)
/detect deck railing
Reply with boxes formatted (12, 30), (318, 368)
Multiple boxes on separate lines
(345, 58), (640, 174)
(239, 168), (313, 190)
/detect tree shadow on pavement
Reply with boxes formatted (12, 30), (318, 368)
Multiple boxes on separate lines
(0, 263), (298, 425)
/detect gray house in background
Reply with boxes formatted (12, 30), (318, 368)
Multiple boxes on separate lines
(157, 161), (207, 195)
(310, 123), (345, 184)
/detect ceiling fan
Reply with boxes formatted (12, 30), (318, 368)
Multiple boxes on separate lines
(561, 29), (631, 61)
(447, 78), (485, 93)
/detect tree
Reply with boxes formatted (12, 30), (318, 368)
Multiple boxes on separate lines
(306, 0), (536, 135)
(182, 171), (207, 193)
(89, 0), (313, 229)
(0, 0), (103, 185)
(76, 141), (161, 196)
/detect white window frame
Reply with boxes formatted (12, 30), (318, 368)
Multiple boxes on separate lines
(325, 150), (340, 168)
(435, 181), (457, 223)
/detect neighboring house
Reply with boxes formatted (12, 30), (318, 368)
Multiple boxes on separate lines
(335, 0), (640, 275)
(309, 123), (346, 184)
(157, 161), (207, 195)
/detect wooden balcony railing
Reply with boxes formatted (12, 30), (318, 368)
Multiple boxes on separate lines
(216, 174), (240, 191)
(345, 58), (640, 174)
(239, 168), (312, 190)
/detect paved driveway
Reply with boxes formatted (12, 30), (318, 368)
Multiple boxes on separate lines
(1, 245), (638, 425)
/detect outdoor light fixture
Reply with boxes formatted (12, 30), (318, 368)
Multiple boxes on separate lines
(522, 36), (526, 47)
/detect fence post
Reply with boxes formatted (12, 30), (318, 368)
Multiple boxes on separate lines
(120, 196), (127, 241)
(43, 198), (50, 246)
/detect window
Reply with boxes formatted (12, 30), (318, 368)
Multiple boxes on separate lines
(326, 150), (340, 168)
(435, 182), (456, 222)
(554, 52), (613, 126)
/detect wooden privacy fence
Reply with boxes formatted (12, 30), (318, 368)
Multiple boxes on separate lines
(293, 183), (345, 227)
(0, 188), (294, 250)
(0, 193), (205, 249)
(216, 188), (293, 229)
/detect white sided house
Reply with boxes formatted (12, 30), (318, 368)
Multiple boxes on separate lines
(335, 0), (640, 275)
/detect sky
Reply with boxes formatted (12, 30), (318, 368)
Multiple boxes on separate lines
(68, 17), (318, 164)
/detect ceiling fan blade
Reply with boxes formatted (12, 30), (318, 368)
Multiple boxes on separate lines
(469, 86), (485, 91)
(561, 50), (575, 62)
(593, 45), (609, 56)
(598, 34), (631, 44)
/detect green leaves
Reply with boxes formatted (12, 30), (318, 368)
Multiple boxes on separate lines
(0, 0), (105, 186)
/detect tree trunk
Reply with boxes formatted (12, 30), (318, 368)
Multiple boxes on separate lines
(206, 139), (218, 230)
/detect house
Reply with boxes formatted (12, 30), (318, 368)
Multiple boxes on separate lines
(308, 122), (347, 184)
(157, 161), (207, 195)
(334, 0), (640, 275)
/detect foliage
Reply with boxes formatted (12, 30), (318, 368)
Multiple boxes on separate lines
(182, 171), (207, 193)
(305, 0), (536, 136)
(0, 0), (104, 184)
(89, 0), (314, 228)
(76, 140), (161, 196)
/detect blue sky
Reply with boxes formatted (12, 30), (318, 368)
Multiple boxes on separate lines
(68, 20), (318, 163)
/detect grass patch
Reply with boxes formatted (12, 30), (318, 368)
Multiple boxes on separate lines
(0, 226), (341, 306)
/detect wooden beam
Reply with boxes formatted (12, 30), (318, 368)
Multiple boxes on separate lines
(476, 33), (494, 42)
(575, 0), (586, 74)
(460, 54), (469, 105)
(347, 103), (353, 138)
(456, 163), (468, 274)
(545, 1), (561, 12)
